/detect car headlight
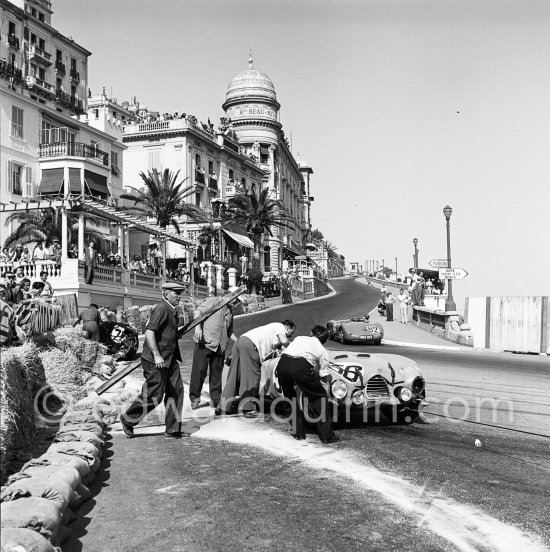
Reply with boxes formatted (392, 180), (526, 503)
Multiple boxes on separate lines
(352, 389), (364, 405)
(399, 387), (413, 402)
(331, 380), (348, 400)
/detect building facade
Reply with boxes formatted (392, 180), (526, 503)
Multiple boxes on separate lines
(1, 0), (124, 245)
(222, 54), (312, 272)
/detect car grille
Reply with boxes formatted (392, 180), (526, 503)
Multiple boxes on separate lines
(365, 375), (390, 399)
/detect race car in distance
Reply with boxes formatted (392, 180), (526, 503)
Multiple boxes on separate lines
(261, 350), (426, 423)
(327, 315), (384, 345)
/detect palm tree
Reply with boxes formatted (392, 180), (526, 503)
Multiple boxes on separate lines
(120, 168), (208, 231)
(323, 240), (339, 260)
(226, 187), (296, 268)
(3, 207), (106, 250)
(198, 223), (219, 261)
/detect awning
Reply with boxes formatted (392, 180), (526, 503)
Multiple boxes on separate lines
(84, 170), (108, 196)
(38, 168), (64, 194)
(222, 228), (254, 249)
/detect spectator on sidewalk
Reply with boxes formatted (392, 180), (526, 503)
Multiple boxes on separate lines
(33, 241), (49, 262)
(84, 241), (98, 284)
(385, 291), (395, 321)
(396, 288), (410, 324)
(188, 287), (241, 411)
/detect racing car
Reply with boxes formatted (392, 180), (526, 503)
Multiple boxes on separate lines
(98, 321), (139, 361)
(326, 315), (384, 345)
(261, 350), (425, 424)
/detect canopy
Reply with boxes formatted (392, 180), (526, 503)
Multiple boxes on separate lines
(222, 227), (254, 249)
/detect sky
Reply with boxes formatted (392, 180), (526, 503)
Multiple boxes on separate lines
(54, 0), (550, 307)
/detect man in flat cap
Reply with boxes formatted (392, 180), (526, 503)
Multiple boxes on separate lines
(121, 282), (187, 439)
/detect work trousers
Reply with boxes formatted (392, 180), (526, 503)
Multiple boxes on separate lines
(122, 356), (183, 434)
(386, 303), (394, 321)
(277, 354), (335, 441)
(400, 303), (408, 323)
(189, 343), (224, 407)
(219, 336), (260, 413)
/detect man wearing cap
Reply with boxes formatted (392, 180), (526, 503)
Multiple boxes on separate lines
(189, 287), (240, 411)
(121, 282), (186, 439)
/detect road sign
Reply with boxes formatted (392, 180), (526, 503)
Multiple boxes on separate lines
(439, 268), (469, 280)
(429, 259), (449, 268)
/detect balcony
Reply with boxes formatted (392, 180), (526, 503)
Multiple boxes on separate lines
(7, 34), (20, 50)
(0, 60), (24, 83)
(55, 60), (66, 75)
(208, 176), (218, 194)
(39, 142), (109, 167)
(195, 168), (205, 184)
(225, 180), (245, 196)
(55, 89), (84, 114)
(26, 75), (54, 97)
(69, 69), (80, 83)
(28, 43), (52, 65)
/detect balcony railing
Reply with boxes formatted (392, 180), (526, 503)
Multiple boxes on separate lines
(7, 34), (20, 50)
(70, 69), (80, 83)
(225, 180), (245, 196)
(39, 142), (109, 166)
(26, 75), (54, 96)
(55, 60), (66, 75)
(29, 43), (52, 65)
(55, 89), (84, 113)
(0, 60), (23, 82)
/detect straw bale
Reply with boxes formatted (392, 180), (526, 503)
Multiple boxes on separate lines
(38, 349), (91, 407)
(124, 306), (141, 333)
(51, 327), (106, 371)
(0, 348), (35, 483)
(139, 305), (155, 333)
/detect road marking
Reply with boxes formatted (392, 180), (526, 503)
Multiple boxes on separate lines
(194, 418), (548, 552)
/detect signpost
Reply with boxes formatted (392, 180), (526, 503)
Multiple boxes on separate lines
(438, 268), (468, 280)
(429, 259), (449, 268)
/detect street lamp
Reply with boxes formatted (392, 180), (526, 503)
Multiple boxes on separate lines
(443, 205), (456, 311)
(395, 257), (397, 280)
(413, 238), (418, 270)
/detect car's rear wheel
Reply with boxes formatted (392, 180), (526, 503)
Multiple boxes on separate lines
(115, 335), (138, 361)
(381, 403), (420, 424)
(327, 325), (334, 340)
(338, 329), (347, 344)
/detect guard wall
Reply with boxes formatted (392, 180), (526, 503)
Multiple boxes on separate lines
(465, 296), (549, 354)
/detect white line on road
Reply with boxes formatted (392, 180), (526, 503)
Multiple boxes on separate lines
(193, 417), (548, 552)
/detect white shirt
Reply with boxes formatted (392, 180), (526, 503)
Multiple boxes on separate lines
(243, 322), (286, 361)
(33, 247), (48, 260)
(283, 335), (330, 375)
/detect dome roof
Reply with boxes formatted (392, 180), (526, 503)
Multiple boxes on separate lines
(225, 54), (277, 104)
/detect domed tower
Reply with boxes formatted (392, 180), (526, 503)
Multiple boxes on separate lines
(222, 52), (281, 151)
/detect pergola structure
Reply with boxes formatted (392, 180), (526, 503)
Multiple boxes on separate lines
(0, 195), (193, 276)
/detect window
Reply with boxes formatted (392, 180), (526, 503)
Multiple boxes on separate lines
(195, 192), (201, 207)
(31, 8), (37, 16)
(94, 109), (99, 119)
(112, 151), (119, 166)
(8, 21), (16, 35)
(31, 33), (37, 44)
(10, 53), (16, 66)
(38, 37), (45, 50)
(208, 160), (214, 174)
(25, 167), (33, 197)
(8, 161), (23, 196)
(71, 85), (76, 98)
(229, 169), (234, 181)
(56, 49), (62, 62)
(38, 12), (45, 21)
(70, 57), (77, 71)
(148, 149), (161, 170)
(56, 77), (62, 91)
(11, 106), (23, 138)
(38, 67), (45, 81)
(195, 153), (201, 168)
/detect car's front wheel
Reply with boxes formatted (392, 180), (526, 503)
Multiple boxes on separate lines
(338, 329), (348, 344)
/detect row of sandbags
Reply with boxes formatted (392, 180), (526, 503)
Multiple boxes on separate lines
(0, 395), (118, 552)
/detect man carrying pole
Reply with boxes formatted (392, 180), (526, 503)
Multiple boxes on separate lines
(121, 282), (186, 439)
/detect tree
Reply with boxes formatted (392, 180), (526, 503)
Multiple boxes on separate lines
(198, 223), (219, 261)
(226, 187), (295, 268)
(311, 228), (324, 242)
(323, 240), (339, 260)
(3, 207), (106, 251)
(120, 168), (208, 231)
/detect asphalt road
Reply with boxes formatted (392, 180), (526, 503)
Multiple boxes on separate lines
(64, 278), (550, 552)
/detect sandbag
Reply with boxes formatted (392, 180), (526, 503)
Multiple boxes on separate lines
(54, 430), (104, 450)
(1, 477), (73, 511)
(8, 464), (81, 491)
(58, 422), (103, 437)
(59, 410), (105, 428)
(37, 453), (91, 479)
(71, 396), (110, 410)
(0, 527), (60, 552)
(69, 483), (91, 509)
(47, 441), (101, 463)
(1, 497), (63, 540)
(111, 388), (139, 405)
(95, 404), (119, 424)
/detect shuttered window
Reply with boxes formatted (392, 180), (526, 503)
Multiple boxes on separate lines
(8, 161), (23, 196)
(25, 166), (33, 197)
(148, 149), (161, 170)
(11, 106), (24, 139)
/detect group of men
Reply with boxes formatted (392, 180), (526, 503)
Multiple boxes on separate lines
(0, 269), (53, 306)
(120, 282), (339, 443)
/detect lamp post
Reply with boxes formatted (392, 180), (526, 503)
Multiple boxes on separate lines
(443, 205), (456, 311)
(395, 257), (397, 281)
(413, 238), (418, 270)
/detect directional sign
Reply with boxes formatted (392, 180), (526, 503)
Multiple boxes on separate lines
(439, 268), (469, 280)
(429, 259), (449, 268)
